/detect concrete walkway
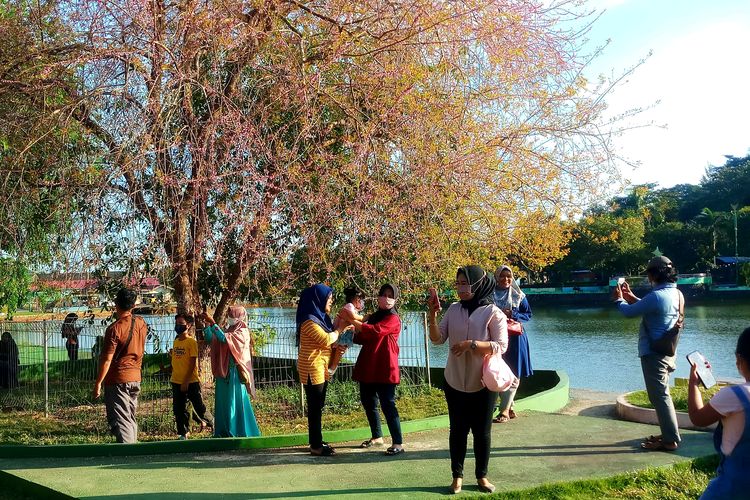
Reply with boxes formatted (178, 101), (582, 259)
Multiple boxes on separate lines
(0, 400), (714, 499)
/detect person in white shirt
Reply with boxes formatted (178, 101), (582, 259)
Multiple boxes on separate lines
(688, 327), (750, 499)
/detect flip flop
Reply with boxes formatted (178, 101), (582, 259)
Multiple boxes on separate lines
(643, 435), (662, 443)
(361, 439), (382, 448)
(385, 446), (404, 456)
(509, 408), (517, 419)
(493, 415), (510, 423)
(640, 439), (678, 452)
(311, 444), (336, 456)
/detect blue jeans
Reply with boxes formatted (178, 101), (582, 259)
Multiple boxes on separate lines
(640, 354), (680, 444)
(359, 383), (402, 445)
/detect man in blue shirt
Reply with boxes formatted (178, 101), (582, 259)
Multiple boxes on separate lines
(613, 256), (683, 451)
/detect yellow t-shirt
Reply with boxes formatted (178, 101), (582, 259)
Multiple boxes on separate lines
(171, 336), (200, 384)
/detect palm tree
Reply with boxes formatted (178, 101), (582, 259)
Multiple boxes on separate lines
(694, 207), (728, 256)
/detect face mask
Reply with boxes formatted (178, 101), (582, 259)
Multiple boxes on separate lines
(456, 284), (472, 296)
(174, 325), (188, 335)
(378, 296), (396, 310)
(226, 318), (238, 327)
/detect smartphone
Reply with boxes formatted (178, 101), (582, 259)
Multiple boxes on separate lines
(617, 277), (625, 286)
(686, 350), (717, 389)
(428, 287), (442, 311)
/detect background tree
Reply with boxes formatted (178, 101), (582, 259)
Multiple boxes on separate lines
(0, 259), (32, 318)
(694, 207), (729, 258)
(542, 153), (750, 281)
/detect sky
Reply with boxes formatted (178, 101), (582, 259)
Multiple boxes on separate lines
(582, 0), (750, 188)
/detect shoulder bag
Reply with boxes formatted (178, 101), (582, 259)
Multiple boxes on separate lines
(507, 319), (524, 336)
(649, 291), (684, 357)
(481, 351), (516, 392)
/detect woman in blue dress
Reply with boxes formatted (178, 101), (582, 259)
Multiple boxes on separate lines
(492, 265), (533, 423)
(200, 306), (261, 437)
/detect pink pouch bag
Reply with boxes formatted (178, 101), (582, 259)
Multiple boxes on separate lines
(482, 352), (516, 392)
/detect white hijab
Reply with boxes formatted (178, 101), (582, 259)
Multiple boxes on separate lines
(493, 265), (525, 309)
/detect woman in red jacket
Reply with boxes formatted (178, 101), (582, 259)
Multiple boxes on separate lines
(351, 283), (404, 456)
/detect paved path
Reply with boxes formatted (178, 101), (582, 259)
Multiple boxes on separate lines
(0, 402), (714, 499)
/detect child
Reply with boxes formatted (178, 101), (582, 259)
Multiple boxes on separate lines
(328, 287), (365, 376)
(171, 314), (214, 439)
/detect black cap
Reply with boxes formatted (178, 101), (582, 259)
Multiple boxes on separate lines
(647, 256), (673, 271)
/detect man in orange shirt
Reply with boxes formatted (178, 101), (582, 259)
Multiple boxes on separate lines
(93, 288), (148, 443)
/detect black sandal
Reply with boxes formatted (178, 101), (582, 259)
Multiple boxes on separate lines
(360, 439), (384, 448)
(311, 444), (336, 456)
(385, 446), (404, 456)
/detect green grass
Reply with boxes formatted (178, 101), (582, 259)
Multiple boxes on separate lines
(490, 455), (719, 499)
(17, 344), (91, 365)
(626, 385), (723, 412)
(0, 382), (447, 445)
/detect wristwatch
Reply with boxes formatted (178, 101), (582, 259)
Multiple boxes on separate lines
(470, 340), (477, 351)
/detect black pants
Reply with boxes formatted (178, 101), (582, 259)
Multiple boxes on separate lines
(171, 382), (214, 436)
(66, 342), (79, 361)
(360, 382), (403, 445)
(444, 383), (498, 479)
(304, 379), (328, 448)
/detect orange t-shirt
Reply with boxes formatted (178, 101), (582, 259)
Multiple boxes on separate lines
(101, 313), (148, 385)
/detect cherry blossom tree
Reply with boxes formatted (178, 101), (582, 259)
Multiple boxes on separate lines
(2, 0), (631, 317)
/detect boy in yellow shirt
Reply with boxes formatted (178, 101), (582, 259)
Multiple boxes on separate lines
(171, 314), (213, 439)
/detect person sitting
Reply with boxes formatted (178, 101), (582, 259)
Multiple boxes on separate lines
(688, 327), (750, 499)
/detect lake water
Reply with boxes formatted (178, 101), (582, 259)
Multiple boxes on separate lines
(245, 303), (750, 393)
(427, 302), (750, 393)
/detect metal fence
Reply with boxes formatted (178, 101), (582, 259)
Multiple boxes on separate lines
(0, 310), (431, 439)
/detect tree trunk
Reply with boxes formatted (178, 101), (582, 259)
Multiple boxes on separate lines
(213, 262), (244, 324)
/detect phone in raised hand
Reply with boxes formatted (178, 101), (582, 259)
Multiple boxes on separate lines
(686, 350), (717, 389)
(428, 287), (441, 312)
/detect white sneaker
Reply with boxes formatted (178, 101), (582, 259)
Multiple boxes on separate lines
(178, 435), (187, 440)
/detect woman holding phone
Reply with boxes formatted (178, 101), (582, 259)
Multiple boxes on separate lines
(688, 327), (750, 499)
(428, 266), (508, 494)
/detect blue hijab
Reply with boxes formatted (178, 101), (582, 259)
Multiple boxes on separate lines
(295, 283), (334, 346)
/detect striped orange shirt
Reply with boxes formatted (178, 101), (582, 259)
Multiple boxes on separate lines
(298, 320), (337, 385)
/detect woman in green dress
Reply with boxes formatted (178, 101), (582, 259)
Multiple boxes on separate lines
(200, 306), (260, 437)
